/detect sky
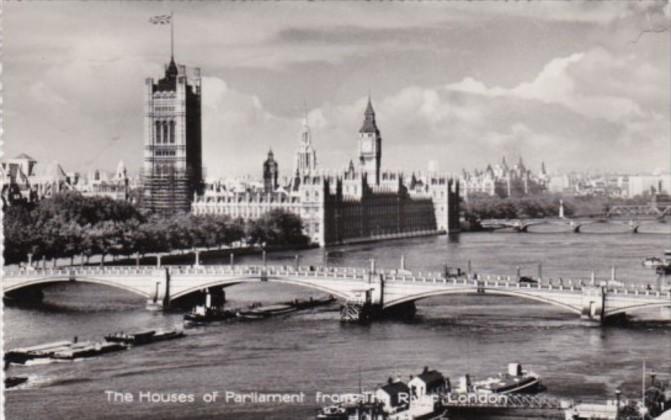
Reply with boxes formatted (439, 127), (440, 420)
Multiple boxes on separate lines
(3, 1), (670, 179)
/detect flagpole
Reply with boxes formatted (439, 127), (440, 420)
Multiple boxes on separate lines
(170, 11), (174, 59)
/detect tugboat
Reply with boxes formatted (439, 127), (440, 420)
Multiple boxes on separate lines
(184, 305), (237, 325)
(643, 257), (664, 268)
(470, 363), (543, 394)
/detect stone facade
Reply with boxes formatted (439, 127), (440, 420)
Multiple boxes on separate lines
(142, 56), (203, 214)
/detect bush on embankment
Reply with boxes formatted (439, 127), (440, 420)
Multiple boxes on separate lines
(3, 192), (308, 266)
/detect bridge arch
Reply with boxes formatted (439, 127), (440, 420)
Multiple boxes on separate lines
(605, 302), (671, 318)
(3, 276), (152, 300)
(383, 287), (583, 315)
(170, 275), (355, 303)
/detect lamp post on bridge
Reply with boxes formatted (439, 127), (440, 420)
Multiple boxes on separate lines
(615, 389), (621, 419)
(262, 242), (267, 269)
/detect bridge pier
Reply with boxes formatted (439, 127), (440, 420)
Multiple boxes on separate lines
(580, 286), (605, 322)
(146, 267), (171, 310)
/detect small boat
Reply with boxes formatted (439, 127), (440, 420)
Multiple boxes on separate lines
(104, 329), (184, 345)
(4, 376), (28, 389)
(51, 341), (127, 360)
(5, 340), (73, 365)
(643, 257), (664, 268)
(471, 363), (543, 394)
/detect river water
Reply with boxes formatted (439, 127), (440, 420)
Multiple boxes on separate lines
(4, 230), (671, 420)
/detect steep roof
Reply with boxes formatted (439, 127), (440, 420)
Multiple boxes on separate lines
(14, 153), (36, 162)
(359, 97), (379, 134)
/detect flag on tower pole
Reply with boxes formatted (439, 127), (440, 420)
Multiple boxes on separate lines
(149, 14), (172, 25)
(149, 12), (174, 58)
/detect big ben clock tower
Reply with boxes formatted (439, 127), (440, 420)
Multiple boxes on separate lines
(358, 96), (382, 185)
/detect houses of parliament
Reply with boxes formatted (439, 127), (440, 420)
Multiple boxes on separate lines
(136, 55), (462, 246)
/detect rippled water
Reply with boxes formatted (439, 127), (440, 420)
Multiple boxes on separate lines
(4, 231), (671, 420)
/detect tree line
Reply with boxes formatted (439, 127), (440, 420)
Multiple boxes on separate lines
(3, 192), (308, 266)
(463, 193), (651, 222)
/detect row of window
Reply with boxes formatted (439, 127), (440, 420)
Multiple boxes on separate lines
(155, 120), (176, 144)
(154, 106), (175, 113)
(155, 149), (176, 157)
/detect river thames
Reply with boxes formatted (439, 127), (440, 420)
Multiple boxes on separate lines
(4, 230), (671, 419)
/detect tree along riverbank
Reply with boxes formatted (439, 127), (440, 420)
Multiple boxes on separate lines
(3, 192), (309, 267)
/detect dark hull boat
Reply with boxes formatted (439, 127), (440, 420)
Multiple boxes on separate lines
(104, 329), (184, 346)
(238, 296), (336, 320)
(5, 376), (28, 389)
(5, 340), (73, 365)
(51, 341), (127, 360)
(237, 303), (298, 320)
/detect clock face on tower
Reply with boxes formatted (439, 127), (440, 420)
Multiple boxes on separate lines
(361, 138), (373, 153)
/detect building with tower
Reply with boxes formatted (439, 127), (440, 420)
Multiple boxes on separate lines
(142, 55), (203, 213)
(263, 149), (279, 193)
(295, 113), (318, 177)
(192, 98), (460, 246)
(358, 97), (382, 186)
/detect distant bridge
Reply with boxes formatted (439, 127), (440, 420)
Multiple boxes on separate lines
(3, 263), (670, 323)
(481, 218), (669, 233)
(607, 203), (671, 218)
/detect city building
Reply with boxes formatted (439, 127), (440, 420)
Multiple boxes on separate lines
(627, 174), (671, 197)
(0, 154), (132, 207)
(192, 99), (461, 246)
(76, 161), (131, 201)
(461, 157), (548, 200)
(142, 54), (203, 213)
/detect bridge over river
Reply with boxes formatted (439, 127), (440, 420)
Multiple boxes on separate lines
(3, 262), (670, 323)
(481, 201), (671, 233)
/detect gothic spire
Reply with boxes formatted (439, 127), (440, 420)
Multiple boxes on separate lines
(359, 95), (379, 134)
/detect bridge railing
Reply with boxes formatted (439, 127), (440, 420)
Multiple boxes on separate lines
(3, 266), (157, 277)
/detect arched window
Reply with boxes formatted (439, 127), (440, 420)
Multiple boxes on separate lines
(162, 121), (169, 145)
(169, 121), (175, 144)
(155, 121), (162, 143)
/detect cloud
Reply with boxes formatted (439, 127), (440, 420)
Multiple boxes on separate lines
(446, 48), (662, 123)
